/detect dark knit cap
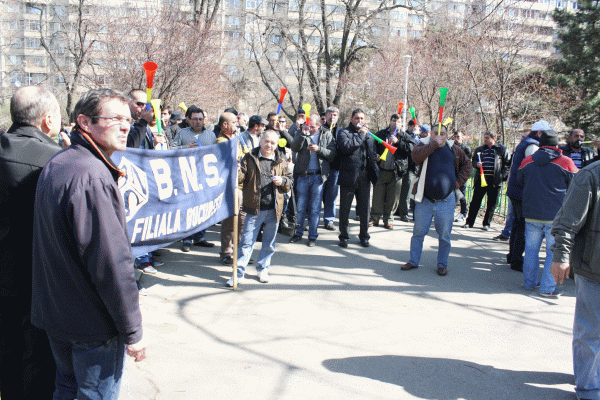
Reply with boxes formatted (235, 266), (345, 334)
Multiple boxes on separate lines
(539, 130), (559, 147)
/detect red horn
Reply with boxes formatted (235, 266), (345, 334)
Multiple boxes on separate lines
(143, 61), (158, 89)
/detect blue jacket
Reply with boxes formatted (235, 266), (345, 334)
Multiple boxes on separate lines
(517, 147), (578, 221)
(506, 133), (539, 200)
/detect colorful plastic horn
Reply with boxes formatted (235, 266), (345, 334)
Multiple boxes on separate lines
(398, 102), (404, 115)
(302, 103), (312, 125)
(409, 107), (418, 126)
(150, 99), (166, 150)
(143, 61), (158, 110)
(369, 132), (397, 154)
(380, 148), (389, 161)
(442, 117), (452, 127)
(276, 88), (288, 116)
(179, 102), (187, 112)
(438, 88), (449, 135)
(478, 153), (488, 187)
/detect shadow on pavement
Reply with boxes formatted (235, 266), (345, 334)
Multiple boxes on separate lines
(322, 355), (574, 399)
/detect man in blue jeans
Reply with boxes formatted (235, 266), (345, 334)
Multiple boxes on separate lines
(32, 89), (146, 399)
(321, 107), (341, 230)
(401, 125), (472, 276)
(227, 130), (293, 286)
(518, 130), (577, 297)
(552, 161), (600, 400)
(289, 115), (336, 246)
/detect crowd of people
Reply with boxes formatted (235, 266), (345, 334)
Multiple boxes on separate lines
(2, 84), (600, 399)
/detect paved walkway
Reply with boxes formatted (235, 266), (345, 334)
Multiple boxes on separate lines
(123, 216), (576, 400)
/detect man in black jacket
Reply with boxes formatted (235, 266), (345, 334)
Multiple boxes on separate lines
(463, 131), (510, 230)
(559, 129), (598, 169)
(337, 108), (379, 248)
(453, 131), (472, 223)
(0, 85), (65, 399)
(369, 113), (413, 229)
(32, 89), (146, 399)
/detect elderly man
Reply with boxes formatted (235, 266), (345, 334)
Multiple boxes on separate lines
(0, 86), (67, 399)
(32, 89), (146, 399)
(289, 114), (336, 246)
(227, 130), (293, 286)
(551, 161), (600, 400)
(337, 108), (379, 248)
(401, 125), (472, 276)
(559, 129), (598, 169)
(463, 131), (510, 230)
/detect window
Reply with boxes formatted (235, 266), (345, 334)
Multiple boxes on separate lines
(399, 28), (407, 37)
(228, 16), (240, 27)
(25, 4), (42, 14)
(571, 1), (579, 8)
(12, 38), (24, 49)
(52, 5), (66, 16)
(9, 55), (23, 65)
(28, 73), (46, 84)
(30, 56), (45, 67)
(247, 0), (257, 8)
(227, 0), (241, 8)
(289, 0), (299, 11)
(269, 34), (281, 44)
(9, 20), (24, 30)
(412, 15), (421, 23)
(26, 19), (40, 31)
(26, 38), (40, 49)
(410, 30), (420, 37)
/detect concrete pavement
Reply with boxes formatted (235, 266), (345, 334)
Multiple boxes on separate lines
(122, 216), (576, 399)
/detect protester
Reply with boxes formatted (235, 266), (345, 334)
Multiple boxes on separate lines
(227, 130), (293, 286)
(453, 131), (472, 223)
(241, 115), (268, 150)
(321, 107), (341, 230)
(402, 125), (472, 276)
(31, 88), (146, 399)
(171, 106), (216, 150)
(337, 108), (379, 248)
(517, 130), (577, 297)
(505, 120), (545, 272)
(0, 85), (68, 399)
(217, 112), (246, 265)
(397, 119), (419, 222)
(551, 162), (600, 400)
(369, 113), (413, 229)
(289, 114), (336, 246)
(559, 128), (597, 169)
(463, 131), (510, 230)
(237, 112), (249, 132)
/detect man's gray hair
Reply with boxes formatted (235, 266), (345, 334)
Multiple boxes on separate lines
(326, 106), (339, 114)
(10, 85), (59, 127)
(73, 89), (129, 128)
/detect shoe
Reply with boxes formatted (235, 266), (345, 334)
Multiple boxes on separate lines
(510, 262), (523, 272)
(324, 222), (335, 230)
(136, 280), (149, 296)
(307, 239), (316, 247)
(304, 225), (309, 231)
(455, 214), (466, 223)
(194, 240), (215, 248)
(182, 240), (192, 252)
(401, 262), (418, 271)
(400, 215), (410, 222)
(220, 256), (234, 265)
(369, 220), (379, 227)
(493, 234), (509, 241)
(226, 276), (246, 287)
(135, 262), (157, 274)
(384, 223), (393, 230)
(482, 225), (490, 231)
(462, 224), (472, 229)
(539, 289), (562, 298)
(437, 267), (448, 276)
(258, 269), (270, 283)
(151, 249), (164, 256)
(289, 235), (302, 243)
(360, 239), (370, 247)
(339, 239), (348, 248)
(151, 260), (165, 267)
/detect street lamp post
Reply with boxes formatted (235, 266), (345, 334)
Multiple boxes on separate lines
(402, 55), (412, 131)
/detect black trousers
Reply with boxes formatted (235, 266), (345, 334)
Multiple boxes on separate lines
(339, 172), (371, 241)
(507, 197), (525, 266)
(466, 182), (500, 227)
(0, 297), (56, 399)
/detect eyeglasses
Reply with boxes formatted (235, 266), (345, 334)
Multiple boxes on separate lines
(190, 117), (204, 121)
(135, 101), (146, 107)
(93, 115), (132, 125)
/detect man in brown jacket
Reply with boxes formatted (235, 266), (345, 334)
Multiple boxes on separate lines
(226, 130), (293, 286)
(401, 125), (472, 276)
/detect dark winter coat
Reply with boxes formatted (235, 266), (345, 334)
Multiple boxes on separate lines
(336, 123), (379, 187)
